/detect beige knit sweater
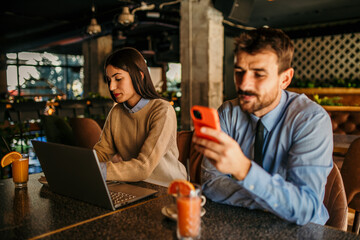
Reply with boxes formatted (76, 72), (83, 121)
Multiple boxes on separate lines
(94, 99), (186, 186)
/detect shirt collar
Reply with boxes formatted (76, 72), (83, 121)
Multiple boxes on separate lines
(123, 98), (150, 113)
(250, 90), (287, 132)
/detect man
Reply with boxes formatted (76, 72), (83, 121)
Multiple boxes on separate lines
(193, 27), (333, 225)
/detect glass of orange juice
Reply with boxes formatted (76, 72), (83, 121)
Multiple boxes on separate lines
(176, 184), (206, 240)
(12, 155), (29, 188)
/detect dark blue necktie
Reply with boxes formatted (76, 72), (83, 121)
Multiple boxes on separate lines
(254, 119), (264, 167)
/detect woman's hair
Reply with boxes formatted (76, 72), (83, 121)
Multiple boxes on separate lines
(235, 27), (294, 74)
(104, 47), (161, 102)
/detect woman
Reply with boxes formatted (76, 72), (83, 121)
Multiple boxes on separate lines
(94, 47), (186, 187)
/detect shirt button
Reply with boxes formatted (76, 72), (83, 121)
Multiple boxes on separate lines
(249, 185), (254, 190)
(274, 203), (278, 208)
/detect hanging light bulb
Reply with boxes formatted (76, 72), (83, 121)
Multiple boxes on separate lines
(117, 2), (155, 26)
(86, 3), (102, 35)
(117, 7), (134, 26)
(87, 18), (101, 35)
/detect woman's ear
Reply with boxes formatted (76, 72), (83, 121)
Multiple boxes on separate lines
(280, 67), (294, 89)
(140, 71), (144, 81)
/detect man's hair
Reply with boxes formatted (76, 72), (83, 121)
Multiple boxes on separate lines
(104, 47), (160, 102)
(235, 27), (294, 74)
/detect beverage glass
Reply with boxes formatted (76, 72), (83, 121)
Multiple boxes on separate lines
(12, 155), (29, 188)
(176, 185), (206, 240)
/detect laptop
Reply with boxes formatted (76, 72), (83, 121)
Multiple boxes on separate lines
(32, 140), (158, 210)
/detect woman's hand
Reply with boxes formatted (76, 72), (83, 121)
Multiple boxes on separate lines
(111, 153), (124, 163)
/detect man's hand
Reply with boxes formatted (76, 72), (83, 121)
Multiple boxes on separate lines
(193, 127), (252, 181)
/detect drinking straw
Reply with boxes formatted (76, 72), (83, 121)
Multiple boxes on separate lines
(1, 136), (11, 152)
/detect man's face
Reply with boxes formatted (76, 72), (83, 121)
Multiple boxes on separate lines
(234, 50), (290, 117)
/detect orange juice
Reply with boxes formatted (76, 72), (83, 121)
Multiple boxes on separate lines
(12, 157), (29, 188)
(177, 196), (201, 238)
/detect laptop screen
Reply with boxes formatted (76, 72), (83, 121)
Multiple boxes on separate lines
(32, 140), (157, 210)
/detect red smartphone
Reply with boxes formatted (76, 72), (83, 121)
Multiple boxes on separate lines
(190, 105), (221, 142)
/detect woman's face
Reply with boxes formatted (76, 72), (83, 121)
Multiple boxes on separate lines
(106, 65), (141, 108)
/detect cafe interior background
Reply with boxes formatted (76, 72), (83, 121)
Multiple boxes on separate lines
(0, 0), (360, 192)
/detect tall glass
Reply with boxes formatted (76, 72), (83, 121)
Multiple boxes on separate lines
(12, 155), (29, 188)
(176, 185), (206, 240)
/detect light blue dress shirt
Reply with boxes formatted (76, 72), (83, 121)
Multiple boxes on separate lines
(201, 90), (333, 225)
(99, 98), (150, 180)
(122, 98), (150, 113)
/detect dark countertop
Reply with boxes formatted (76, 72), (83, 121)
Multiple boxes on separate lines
(0, 173), (358, 239)
(0, 173), (165, 239)
(38, 197), (359, 240)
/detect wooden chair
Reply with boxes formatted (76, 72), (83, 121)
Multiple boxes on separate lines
(340, 137), (360, 233)
(176, 130), (203, 184)
(40, 115), (75, 145)
(69, 117), (102, 149)
(324, 163), (348, 231)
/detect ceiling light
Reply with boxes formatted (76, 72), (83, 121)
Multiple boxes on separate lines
(117, 7), (134, 26)
(87, 18), (102, 35)
(117, 2), (155, 26)
(86, 2), (102, 35)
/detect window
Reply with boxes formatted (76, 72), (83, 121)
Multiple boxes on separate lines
(166, 62), (181, 92)
(6, 52), (84, 101)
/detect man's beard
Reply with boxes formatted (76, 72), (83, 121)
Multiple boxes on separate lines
(237, 89), (276, 114)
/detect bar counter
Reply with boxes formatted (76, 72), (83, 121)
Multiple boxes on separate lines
(0, 173), (358, 239)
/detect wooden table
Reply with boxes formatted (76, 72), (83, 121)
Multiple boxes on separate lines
(0, 173), (358, 239)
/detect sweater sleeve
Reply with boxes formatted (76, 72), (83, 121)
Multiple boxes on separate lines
(93, 109), (117, 162)
(106, 104), (177, 182)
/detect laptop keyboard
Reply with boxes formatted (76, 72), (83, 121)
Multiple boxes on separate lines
(110, 191), (136, 206)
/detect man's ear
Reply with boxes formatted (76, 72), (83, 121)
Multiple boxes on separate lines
(280, 67), (294, 89)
